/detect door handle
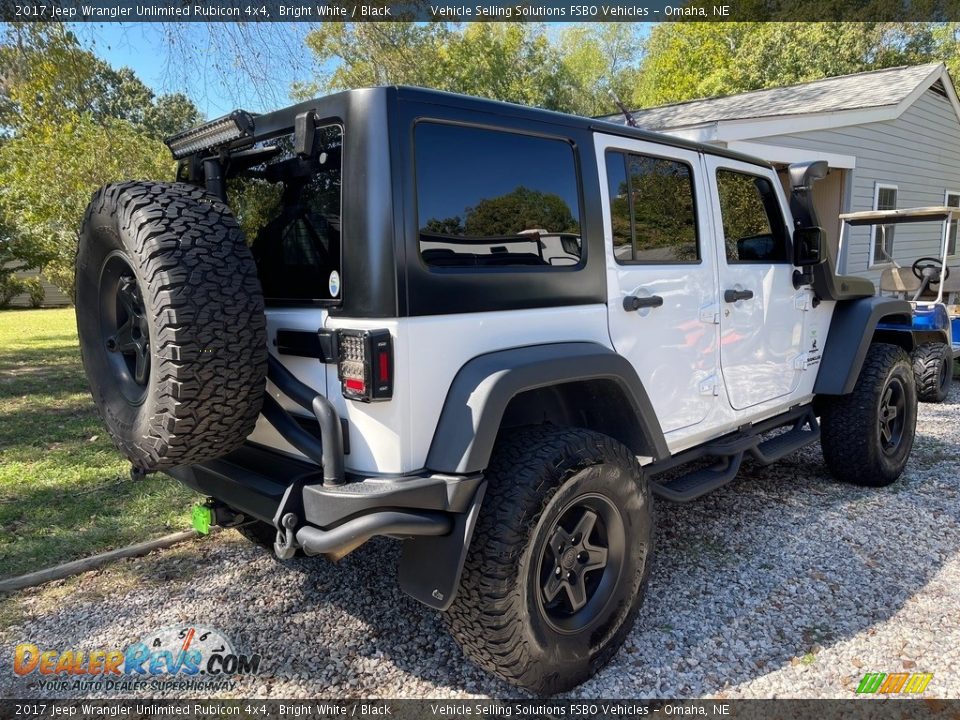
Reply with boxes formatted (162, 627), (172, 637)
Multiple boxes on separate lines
(723, 289), (754, 303)
(623, 295), (664, 311)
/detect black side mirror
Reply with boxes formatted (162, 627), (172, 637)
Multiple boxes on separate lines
(793, 226), (823, 267)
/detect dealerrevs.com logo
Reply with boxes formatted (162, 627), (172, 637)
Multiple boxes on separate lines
(13, 626), (262, 693)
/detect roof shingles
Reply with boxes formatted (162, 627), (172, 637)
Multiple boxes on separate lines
(606, 63), (944, 131)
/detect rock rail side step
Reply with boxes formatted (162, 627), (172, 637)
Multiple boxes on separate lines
(650, 408), (820, 502)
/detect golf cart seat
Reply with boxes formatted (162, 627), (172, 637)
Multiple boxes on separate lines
(879, 265), (960, 299)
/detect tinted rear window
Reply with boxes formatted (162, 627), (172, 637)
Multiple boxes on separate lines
(605, 150), (700, 264)
(414, 123), (582, 269)
(227, 124), (342, 302)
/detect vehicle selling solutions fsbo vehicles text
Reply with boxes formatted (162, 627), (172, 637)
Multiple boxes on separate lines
(428, 4), (728, 16)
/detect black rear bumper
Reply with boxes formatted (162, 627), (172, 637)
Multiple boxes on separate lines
(169, 351), (486, 610)
(166, 443), (485, 610)
(168, 444), (482, 525)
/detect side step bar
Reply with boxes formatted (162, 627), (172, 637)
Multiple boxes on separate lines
(749, 418), (820, 465)
(653, 455), (744, 503)
(650, 408), (820, 503)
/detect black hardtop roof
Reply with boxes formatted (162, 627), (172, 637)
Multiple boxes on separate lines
(251, 85), (774, 170)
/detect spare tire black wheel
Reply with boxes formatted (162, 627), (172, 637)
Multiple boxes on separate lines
(75, 181), (268, 472)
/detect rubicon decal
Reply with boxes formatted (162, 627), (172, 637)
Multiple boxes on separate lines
(12, 626), (261, 691)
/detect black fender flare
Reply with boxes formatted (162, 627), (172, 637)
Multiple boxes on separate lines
(424, 341), (669, 474)
(402, 342), (667, 610)
(813, 296), (946, 395)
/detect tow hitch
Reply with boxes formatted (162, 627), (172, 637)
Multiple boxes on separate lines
(191, 499), (256, 536)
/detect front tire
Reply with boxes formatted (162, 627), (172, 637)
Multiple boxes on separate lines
(444, 427), (653, 694)
(820, 343), (917, 487)
(912, 342), (952, 403)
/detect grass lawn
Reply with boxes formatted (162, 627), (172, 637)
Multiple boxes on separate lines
(0, 308), (198, 579)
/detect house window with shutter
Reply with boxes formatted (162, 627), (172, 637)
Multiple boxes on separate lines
(870, 184), (898, 266)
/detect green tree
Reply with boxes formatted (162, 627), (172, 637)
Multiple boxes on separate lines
(634, 22), (951, 108)
(0, 25), (198, 296)
(298, 22), (644, 115)
(932, 23), (960, 78)
(422, 216), (466, 236)
(462, 187), (578, 237)
(555, 24), (644, 117)
(143, 93), (203, 139)
(0, 203), (37, 305)
(0, 115), (174, 294)
(296, 23), (453, 96)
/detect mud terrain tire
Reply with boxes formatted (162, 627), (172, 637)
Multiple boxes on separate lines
(912, 342), (952, 403)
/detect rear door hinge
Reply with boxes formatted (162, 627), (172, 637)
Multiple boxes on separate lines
(699, 305), (720, 324)
(275, 328), (339, 363)
(794, 290), (815, 311)
(698, 375), (720, 395)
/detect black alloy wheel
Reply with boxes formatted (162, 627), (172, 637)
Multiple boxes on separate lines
(877, 376), (906, 455)
(75, 181), (267, 471)
(537, 494), (626, 634)
(99, 253), (151, 401)
(821, 343), (917, 486)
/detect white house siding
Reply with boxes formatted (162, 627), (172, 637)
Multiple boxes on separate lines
(7, 268), (71, 307)
(746, 87), (960, 284)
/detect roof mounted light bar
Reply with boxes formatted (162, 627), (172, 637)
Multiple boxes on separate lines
(164, 110), (256, 160)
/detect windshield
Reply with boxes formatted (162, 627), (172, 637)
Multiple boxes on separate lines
(227, 124), (343, 303)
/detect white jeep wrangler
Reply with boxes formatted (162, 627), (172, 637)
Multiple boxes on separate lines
(75, 87), (945, 693)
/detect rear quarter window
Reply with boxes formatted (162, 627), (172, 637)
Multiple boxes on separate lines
(414, 123), (583, 270)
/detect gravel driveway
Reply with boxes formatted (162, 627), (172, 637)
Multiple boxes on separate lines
(2, 382), (959, 699)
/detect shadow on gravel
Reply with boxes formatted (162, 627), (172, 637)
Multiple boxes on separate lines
(2, 384), (959, 699)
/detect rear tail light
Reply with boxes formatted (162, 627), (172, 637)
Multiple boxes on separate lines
(337, 329), (393, 402)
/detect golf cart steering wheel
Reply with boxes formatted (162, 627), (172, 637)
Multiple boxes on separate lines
(912, 257), (950, 285)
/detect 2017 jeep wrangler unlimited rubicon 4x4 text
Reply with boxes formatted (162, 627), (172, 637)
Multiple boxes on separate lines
(74, 87), (947, 693)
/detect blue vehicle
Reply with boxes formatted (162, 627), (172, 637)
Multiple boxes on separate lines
(840, 206), (958, 402)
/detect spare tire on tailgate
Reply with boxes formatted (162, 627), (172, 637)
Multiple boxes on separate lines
(75, 181), (268, 472)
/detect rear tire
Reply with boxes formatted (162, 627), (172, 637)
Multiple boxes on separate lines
(76, 182), (267, 471)
(820, 343), (917, 487)
(912, 342), (952, 403)
(444, 427), (653, 694)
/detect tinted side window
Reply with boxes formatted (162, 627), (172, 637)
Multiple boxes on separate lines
(415, 123), (582, 269)
(605, 150), (699, 264)
(716, 169), (788, 263)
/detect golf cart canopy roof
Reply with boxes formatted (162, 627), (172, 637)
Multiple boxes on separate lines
(840, 206), (956, 226)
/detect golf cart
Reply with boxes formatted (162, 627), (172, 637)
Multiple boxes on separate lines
(840, 206), (959, 402)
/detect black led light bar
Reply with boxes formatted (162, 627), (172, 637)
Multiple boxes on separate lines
(164, 110), (256, 160)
